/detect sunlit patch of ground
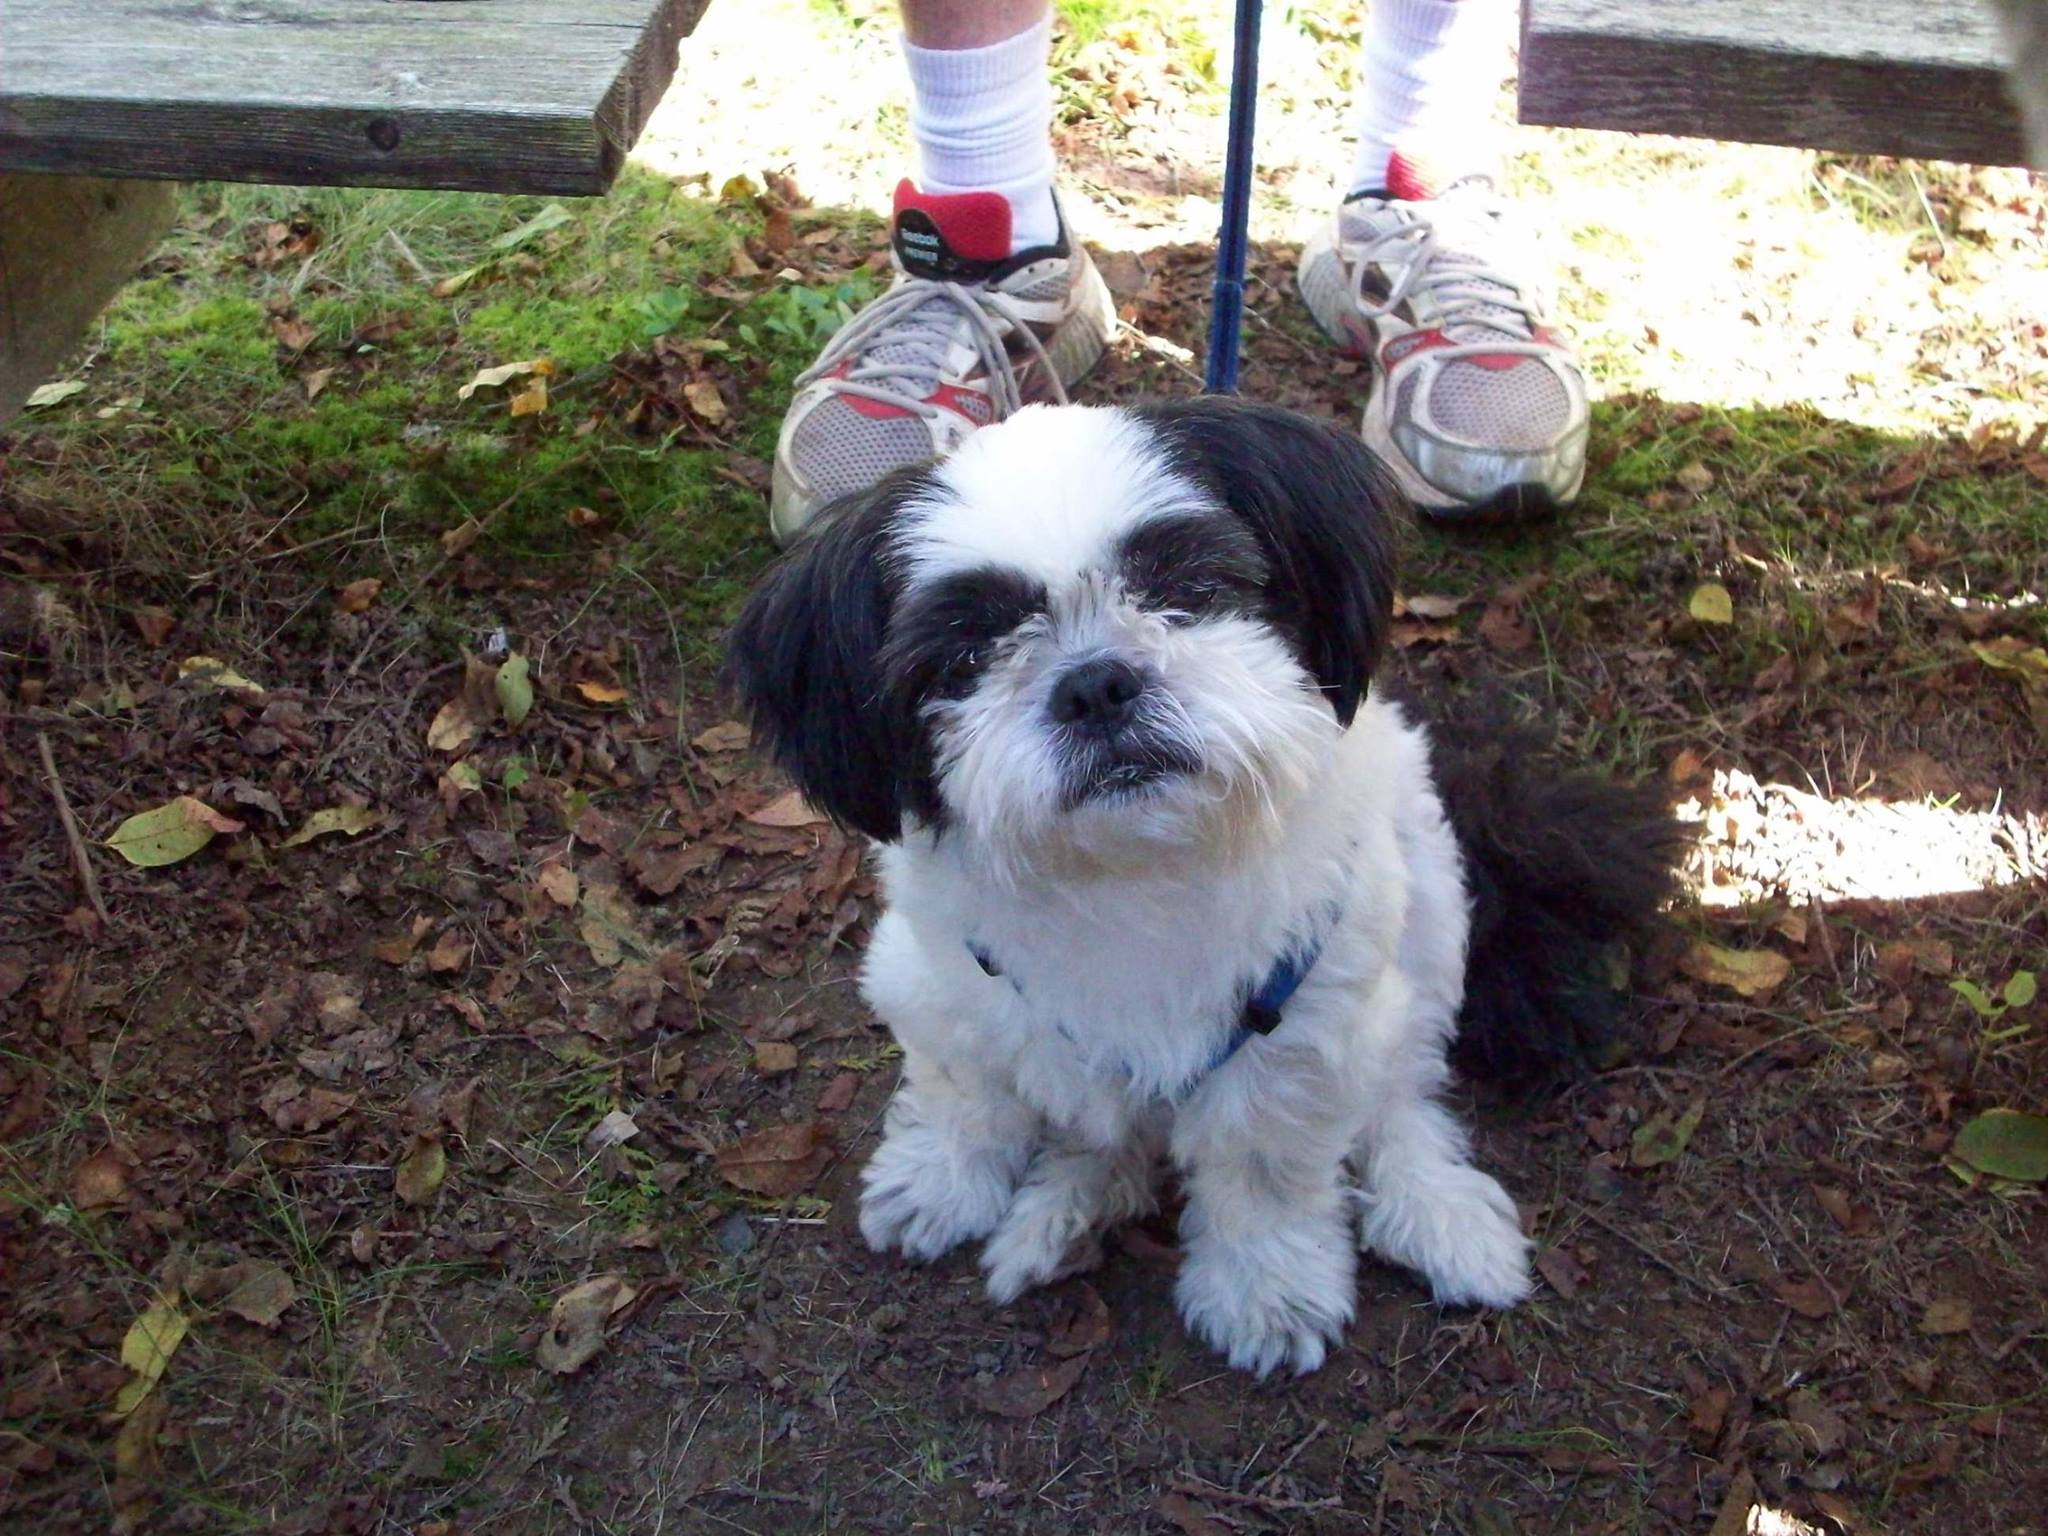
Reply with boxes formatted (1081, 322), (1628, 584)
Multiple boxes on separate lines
(1685, 768), (2047, 906)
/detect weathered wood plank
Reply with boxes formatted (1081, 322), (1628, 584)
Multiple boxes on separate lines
(1519, 0), (2032, 168)
(0, 175), (178, 421)
(0, 0), (711, 194)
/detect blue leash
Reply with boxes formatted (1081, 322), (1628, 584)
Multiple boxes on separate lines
(1203, 0), (1263, 395)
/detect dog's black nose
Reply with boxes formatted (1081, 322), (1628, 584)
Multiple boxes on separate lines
(1050, 657), (1146, 730)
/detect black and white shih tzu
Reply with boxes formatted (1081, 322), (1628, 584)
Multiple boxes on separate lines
(727, 398), (1680, 1376)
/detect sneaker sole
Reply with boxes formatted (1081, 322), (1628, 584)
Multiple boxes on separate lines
(1360, 393), (1582, 524)
(769, 252), (1120, 544)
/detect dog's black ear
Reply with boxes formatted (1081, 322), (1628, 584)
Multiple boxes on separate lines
(723, 475), (928, 842)
(1134, 397), (1401, 726)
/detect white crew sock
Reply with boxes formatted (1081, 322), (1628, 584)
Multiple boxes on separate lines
(903, 15), (1060, 254)
(1348, 0), (1512, 200)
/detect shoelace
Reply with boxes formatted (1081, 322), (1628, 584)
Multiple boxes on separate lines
(795, 278), (1066, 418)
(1346, 204), (1553, 365)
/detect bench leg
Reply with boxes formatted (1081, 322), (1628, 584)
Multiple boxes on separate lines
(1, 175), (179, 423)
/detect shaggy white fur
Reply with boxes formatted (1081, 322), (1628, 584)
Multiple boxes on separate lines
(842, 404), (1532, 1376)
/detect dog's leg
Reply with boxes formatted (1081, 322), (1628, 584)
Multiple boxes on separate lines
(859, 1046), (1039, 1262)
(1353, 1084), (1531, 1308)
(857, 909), (1039, 1262)
(980, 1117), (1161, 1304)
(1170, 1062), (1359, 1377)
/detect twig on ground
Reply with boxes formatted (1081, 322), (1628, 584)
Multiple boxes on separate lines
(35, 732), (110, 928)
(1168, 1479), (1355, 1515)
(1255, 1418), (1329, 1495)
(1572, 1200), (1739, 1302)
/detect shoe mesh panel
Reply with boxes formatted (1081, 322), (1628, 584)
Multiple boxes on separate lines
(789, 402), (937, 501)
(1427, 359), (1568, 450)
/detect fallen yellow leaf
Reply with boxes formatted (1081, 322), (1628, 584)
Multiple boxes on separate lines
(1688, 584), (1734, 625)
(281, 805), (379, 847)
(457, 358), (553, 401)
(1678, 939), (1792, 999)
(114, 1293), (188, 1417)
(177, 655), (263, 693)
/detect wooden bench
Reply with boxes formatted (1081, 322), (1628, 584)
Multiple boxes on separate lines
(1519, 0), (2037, 169)
(0, 0), (709, 418)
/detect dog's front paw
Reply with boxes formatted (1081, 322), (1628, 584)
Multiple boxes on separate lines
(981, 1178), (1100, 1305)
(858, 1121), (1024, 1263)
(1175, 1214), (1357, 1377)
(1360, 1164), (1531, 1309)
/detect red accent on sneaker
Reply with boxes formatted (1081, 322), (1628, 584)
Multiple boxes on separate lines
(1384, 152), (1440, 202)
(892, 180), (1013, 263)
(823, 359), (922, 420)
(930, 383), (995, 424)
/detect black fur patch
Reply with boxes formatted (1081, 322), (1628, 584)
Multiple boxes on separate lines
(722, 470), (944, 842)
(1133, 398), (1402, 725)
(880, 565), (1048, 707)
(1116, 513), (1268, 622)
(1424, 709), (1689, 1085)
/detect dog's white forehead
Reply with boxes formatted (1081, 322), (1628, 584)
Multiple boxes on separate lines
(899, 405), (1212, 588)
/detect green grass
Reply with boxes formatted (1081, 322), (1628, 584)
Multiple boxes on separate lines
(17, 170), (877, 669)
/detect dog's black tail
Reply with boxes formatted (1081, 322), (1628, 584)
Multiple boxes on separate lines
(1428, 718), (1689, 1085)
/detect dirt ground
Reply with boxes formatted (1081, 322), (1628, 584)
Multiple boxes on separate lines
(4, 4), (2046, 1533)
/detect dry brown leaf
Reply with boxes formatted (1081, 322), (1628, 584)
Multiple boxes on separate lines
(1534, 1245), (1590, 1300)
(426, 697), (483, 754)
(1476, 579), (1539, 655)
(1825, 586), (1883, 646)
(753, 1041), (799, 1076)
(395, 1133), (447, 1206)
(261, 1079), (356, 1134)
(714, 1121), (831, 1196)
(683, 380), (728, 425)
(440, 518), (483, 558)
(335, 577), (382, 614)
(577, 881), (642, 967)
(1675, 461), (1715, 495)
(303, 366), (335, 402)
(537, 861), (579, 908)
(425, 930), (470, 974)
(747, 789), (827, 829)
(1770, 1273), (1838, 1319)
(1046, 1282), (1111, 1358)
(268, 311), (316, 352)
(692, 720), (751, 752)
(972, 1354), (1089, 1417)
(535, 1274), (638, 1375)
(211, 1260), (298, 1327)
(71, 1146), (132, 1210)
(574, 679), (628, 705)
(815, 1071), (860, 1113)
(132, 607), (175, 647)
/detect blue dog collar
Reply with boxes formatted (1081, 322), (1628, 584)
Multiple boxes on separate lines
(967, 907), (1337, 1096)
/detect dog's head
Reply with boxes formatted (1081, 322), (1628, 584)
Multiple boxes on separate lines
(726, 399), (1402, 872)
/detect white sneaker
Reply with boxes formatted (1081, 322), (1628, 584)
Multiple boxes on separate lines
(771, 180), (1116, 542)
(1297, 177), (1588, 518)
